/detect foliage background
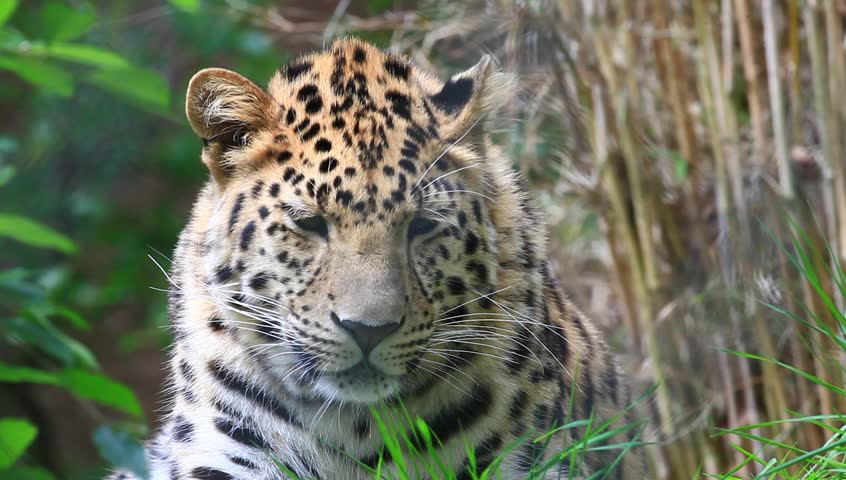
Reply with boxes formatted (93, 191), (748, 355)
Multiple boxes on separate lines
(1, 1), (845, 479)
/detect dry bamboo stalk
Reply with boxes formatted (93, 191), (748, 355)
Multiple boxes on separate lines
(823, 1), (846, 124)
(592, 31), (679, 477)
(777, 226), (818, 449)
(733, 0), (768, 161)
(717, 338), (748, 476)
(618, 0), (642, 124)
(822, 0), (846, 310)
(693, 5), (750, 472)
(805, 0), (845, 329)
(710, 0), (789, 443)
(698, 5), (774, 472)
(651, 0), (698, 168)
(596, 1), (639, 354)
(761, 0), (794, 198)
(797, 248), (831, 447)
(591, 33), (659, 292)
(802, 18), (835, 268)
(808, 222), (844, 422)
(720, 0), (734, 90)
(701, 0), (748, 239)
(799, 2), (846, 417)
(650, 0), (710, 280)
(590, 81), (667, 479)
(786, 0), (803, 139)
(753, 306), (789, 430)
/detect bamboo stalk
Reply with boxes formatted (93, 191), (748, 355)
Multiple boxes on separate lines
(652, 0), (698, 169)
(720, 0), (734, 90)
(700, 0), (748, 239)
(711, 0), (790, 447)
(591, 82), (665, 478)
(734, 0), (767, 161)
(786, 0), (803, 140)
(693, 5), (748, 472)
(761, 0), (794, 198)
(796, 240), (829, 449)
(592, 32), (677, 477)
(805, 0), (844, 322)
(799, 2), (846, 418)
(776, 219), (818, 449)
(822, 0), (846, 312)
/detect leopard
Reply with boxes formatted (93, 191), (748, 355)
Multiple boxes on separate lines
(107, 37), (646, 480)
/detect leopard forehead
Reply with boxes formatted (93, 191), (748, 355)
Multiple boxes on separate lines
(227, 39), (480, 222)
(269, 39), (442, 169)
(266, 38), (468, 160)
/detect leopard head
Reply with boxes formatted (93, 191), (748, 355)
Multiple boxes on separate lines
(182, 38), (516, 404)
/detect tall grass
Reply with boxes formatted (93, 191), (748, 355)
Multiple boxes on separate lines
(715, 220), (846, 480)
(274, 387), (652, 480)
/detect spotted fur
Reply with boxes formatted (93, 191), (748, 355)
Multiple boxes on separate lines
(107, 38), (645, 480)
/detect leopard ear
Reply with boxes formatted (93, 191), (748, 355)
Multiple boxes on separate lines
(185, 68), (273, 183)
(426, 55), (512, 142)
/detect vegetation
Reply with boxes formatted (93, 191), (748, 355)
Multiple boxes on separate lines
(1, 1), (844, 479)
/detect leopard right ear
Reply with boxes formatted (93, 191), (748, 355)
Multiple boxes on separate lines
(185, 68), (273, 183)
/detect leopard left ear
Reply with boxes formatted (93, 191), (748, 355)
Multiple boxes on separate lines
(427, 55), (512, 142)
(185, 68), (274, 185)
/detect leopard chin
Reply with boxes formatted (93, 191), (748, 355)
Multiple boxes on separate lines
(313, 365), (403, 404)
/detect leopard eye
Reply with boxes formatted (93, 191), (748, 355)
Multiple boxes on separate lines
(407, 217), (438, 241)
(293, 215), (329, 238)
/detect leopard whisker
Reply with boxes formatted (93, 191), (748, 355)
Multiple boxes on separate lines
(425, 345), (511, 363)
(424, 189), (506, 209)
(416, 352), (476, 385)
(476, 290), (570, 378)
(423, 207), (462, 231)
(439, 284), (517, 316)
(413, 114), (483, 191)
(410, 359), (472, 398)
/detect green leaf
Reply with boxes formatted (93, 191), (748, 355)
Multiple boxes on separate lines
(0, 268), (44, 301)
(0, 27), (25, 51)
(0, 213), (76, 253)
(168, 0), (199, 13)
(0, 0), (18, 27)
(0, 136), (17, 155)
(0, 364), (60, 385)
(0, 466), (56, 480)
(0, 364), (141, 416)
(60, 369), (142, 417)
(0, 56), (73, 97)
(0, 418), (37, 468)
(93, 425), (149, 478)
(0, 164), (14, 187)
(53, 306), (90, 330)
(674, 156), (689, 181)
(39, 2), (96, 43)
(648, 146), (689, 182)
(85, 66), (170, 113)
(2, 316), (98, 369)
(42, 43), (130, 69)
(367, 0), (394, 14)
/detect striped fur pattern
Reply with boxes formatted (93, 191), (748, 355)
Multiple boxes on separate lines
(107, 38), (645, 480)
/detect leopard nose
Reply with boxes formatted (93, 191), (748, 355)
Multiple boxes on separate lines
(332, 313), (403, 355)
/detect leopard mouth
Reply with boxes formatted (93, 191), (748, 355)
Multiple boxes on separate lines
(337, 359), (385, 377)
(314, 361), (402, 403)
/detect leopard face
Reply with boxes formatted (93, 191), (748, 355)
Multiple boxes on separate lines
(185, 39), (507, 403)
